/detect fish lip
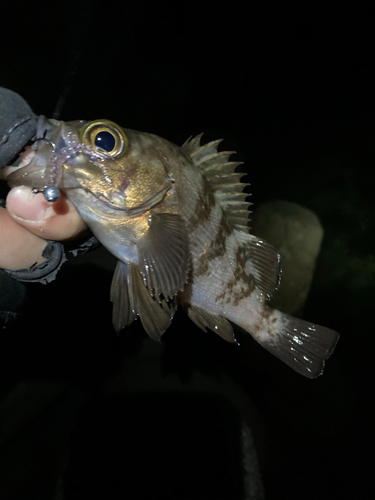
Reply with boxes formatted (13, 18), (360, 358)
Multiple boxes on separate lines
(0, 146), (36, 180)
(87, 184), (172, 219)
(20, 145), (36, 166)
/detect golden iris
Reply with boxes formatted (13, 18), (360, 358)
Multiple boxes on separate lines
(81, 119), (127, 157)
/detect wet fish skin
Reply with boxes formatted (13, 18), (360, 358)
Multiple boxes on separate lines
(7, 118), (339, 377)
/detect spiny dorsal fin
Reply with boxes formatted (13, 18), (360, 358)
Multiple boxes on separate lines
(181, 133), (204, 155)
(181, 134), (252, 233)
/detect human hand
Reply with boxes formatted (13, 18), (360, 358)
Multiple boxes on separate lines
(0, 185), (87, 270)
(0, 88), (87, 273)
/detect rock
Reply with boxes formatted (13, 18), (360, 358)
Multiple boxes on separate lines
(252, 200), (324, 316)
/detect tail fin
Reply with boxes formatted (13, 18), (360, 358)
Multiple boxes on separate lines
(250, 310), (339, 378)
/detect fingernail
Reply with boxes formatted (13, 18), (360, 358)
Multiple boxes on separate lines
(6, 186), (52, 222)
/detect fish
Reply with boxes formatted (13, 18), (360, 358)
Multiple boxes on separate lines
(6, 116), (339, 378)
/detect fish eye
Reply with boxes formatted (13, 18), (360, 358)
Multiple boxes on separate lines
(81, 120), (128, 157)
(95, 131), (116, 152)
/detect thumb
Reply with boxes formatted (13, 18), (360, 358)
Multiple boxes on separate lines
(6, 186), (87, 240)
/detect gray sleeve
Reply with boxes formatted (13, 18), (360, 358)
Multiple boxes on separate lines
(0, 87), (37, 168)
(2, 240), (67, 285)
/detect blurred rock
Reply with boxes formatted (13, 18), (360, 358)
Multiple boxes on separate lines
(252, 200), (324, 316)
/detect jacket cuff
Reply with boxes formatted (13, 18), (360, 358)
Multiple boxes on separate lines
(3, 240), (67, 285)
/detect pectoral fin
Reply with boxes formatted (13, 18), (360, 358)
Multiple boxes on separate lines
(137, 213), (189, 299)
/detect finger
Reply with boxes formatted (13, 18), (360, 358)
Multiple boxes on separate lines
(6, 186), (87, 241)
(0, 207), (47, 270)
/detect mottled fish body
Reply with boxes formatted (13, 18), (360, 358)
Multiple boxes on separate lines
(7, 117), (339, 378)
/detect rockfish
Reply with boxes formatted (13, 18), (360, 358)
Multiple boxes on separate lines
(6, 117), (339, 378)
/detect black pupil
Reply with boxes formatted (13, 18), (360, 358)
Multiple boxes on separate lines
(95, 131), (116, 152)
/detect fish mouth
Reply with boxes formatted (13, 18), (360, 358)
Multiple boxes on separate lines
(0, 146), (37, 180)
(88, 184), (172, 219)
(20, 145), (36, 167)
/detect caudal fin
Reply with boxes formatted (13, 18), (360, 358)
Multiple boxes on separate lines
(250, 310), (339, 378)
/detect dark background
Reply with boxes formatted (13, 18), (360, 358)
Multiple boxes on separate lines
(1, 2), (374, 499)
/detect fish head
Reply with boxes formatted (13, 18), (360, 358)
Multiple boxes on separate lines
(6, 117), (174, 217)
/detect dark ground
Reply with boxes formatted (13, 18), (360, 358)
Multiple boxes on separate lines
(1, 2), (374, 499)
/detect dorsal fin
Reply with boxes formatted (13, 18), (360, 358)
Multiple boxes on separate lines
(181, 133), (204, 155)
(181, 134), (252, 233)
